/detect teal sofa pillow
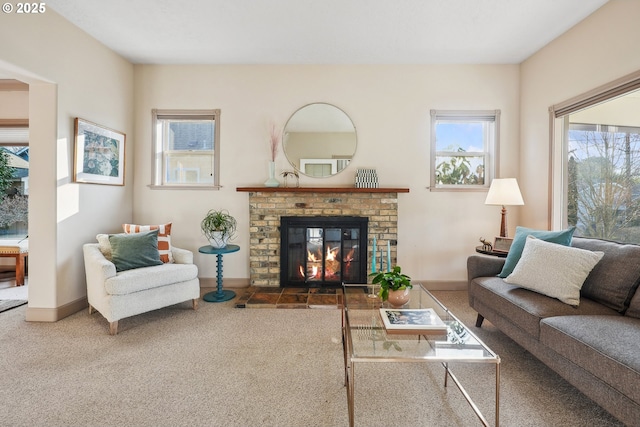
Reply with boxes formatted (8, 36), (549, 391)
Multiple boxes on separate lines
(109, 229), (163, 272)
(498, 226), (576, 278)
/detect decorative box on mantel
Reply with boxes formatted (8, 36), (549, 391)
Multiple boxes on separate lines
(236, 186), (410, 287)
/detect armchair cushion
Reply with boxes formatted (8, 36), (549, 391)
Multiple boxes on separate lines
(104, 262), (198, 295)
(108, 230), (163, 272)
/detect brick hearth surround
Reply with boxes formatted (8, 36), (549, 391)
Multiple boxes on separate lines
(236, 187), (409, 287)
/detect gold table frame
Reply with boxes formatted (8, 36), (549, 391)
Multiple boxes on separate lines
(342, 284), (500, 427)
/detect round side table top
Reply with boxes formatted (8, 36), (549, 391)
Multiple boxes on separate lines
(198, 244), (240, 255)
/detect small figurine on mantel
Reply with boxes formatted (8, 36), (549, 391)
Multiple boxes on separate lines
(479, 237), (493, 252)
(281, 170), (299, 188)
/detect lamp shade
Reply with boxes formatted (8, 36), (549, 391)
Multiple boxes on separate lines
(485, 178), (524, 206)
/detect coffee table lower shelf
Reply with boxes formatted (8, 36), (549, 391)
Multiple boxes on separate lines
(342, 338), (500, 427)
(341, 283), (500, 427)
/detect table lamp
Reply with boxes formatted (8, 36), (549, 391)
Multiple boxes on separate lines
(485, 178), (524, 237)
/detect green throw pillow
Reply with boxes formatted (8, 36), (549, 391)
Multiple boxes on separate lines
(109, 229), (163, 272)
(498, 226), (576, 278)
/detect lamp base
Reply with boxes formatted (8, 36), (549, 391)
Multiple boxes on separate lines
(499, 206), (508, 238)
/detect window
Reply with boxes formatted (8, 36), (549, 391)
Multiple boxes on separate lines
(430, 110), (499, 190)
(567, 122), (640, 241)
(0, 145), (29, 239)
(152, 109), (220, 189)
(550, 70), (640, 243)
(0, 119), (29, 239)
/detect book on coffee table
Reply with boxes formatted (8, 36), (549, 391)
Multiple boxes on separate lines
(379, 308), (448, 335)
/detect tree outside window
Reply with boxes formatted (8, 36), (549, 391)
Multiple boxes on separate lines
(0, 147), (28, 237)
(568, 124), (640, 242)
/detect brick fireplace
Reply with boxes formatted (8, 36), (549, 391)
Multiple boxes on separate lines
(237, 187), (409, 287)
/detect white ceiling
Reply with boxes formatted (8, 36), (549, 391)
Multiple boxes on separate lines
(45, 0), (609, 65)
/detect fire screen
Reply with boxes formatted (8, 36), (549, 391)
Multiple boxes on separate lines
(280, 216), (368, 287)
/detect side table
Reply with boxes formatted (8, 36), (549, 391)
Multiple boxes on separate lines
(475, 246), (508, 258)
(199, 244), (240, 302)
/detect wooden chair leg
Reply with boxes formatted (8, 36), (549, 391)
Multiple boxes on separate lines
(109, 321), (118, 335)
(15, 253), (25, 286)
(192, 298), (199, 310)
(475, 314), (485, 328)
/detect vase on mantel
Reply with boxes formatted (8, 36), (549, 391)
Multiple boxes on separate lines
(264, 161), (280, 187)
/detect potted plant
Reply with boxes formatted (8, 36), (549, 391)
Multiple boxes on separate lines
(201, 209), (237, 248)
(370, 265), (412, 308)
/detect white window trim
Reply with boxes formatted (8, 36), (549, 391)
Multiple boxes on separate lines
(429, 109), (500, 192)
(150, 109), (221, 190)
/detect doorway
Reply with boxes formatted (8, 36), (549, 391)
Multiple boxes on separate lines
(0, 80), (29, 301)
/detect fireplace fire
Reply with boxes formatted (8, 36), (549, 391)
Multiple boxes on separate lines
(280, 216), (368, 287)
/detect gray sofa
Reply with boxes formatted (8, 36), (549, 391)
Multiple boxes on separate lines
(468, 236), (640, 426)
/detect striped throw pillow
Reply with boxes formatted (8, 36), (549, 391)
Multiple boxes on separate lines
(122, 223), (173, 263)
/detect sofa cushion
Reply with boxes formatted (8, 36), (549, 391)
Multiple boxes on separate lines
(109, 230), (163, 272)
(105, 263), (199, 295)
(625, 290), (640, 319)
(571, 237), (640, 314)
(504, 236), (603, 306)
(470, 276), (619, 339)
(540, 315), (640, 404)
(498, 226), (575, 278)
(123, 222), (173, 263)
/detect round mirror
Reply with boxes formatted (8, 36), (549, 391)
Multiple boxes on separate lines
(283, 103), (357, 178)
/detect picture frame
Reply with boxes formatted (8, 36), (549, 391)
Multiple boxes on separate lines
(493, 236), (514, 253)
(74, 118), (125, 186)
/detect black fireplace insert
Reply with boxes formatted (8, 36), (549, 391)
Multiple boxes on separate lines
(280, 216), (368, 287)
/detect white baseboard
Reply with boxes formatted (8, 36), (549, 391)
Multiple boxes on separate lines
(25, 296), (88, 322)
(24, 278), (252, 322)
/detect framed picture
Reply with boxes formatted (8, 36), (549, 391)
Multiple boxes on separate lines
(74, 118), (125, 185)
(493, 237), (514, 253)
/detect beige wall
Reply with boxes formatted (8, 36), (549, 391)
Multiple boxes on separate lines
(520, 0), (640, 229)
(0, 10), (134, 319)
(1, 1), (637, 315)
(0, 90), (29, 118)
(134, 64), (520, 284)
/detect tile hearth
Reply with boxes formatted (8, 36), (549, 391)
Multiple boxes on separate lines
(234, 286), (346, 309)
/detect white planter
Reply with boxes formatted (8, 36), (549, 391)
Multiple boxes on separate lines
(208, 231), (230, 248)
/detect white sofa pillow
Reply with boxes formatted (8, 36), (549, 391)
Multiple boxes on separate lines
(504, 235), (604, 306)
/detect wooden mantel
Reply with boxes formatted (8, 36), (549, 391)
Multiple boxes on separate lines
(236, 186), (409, 193)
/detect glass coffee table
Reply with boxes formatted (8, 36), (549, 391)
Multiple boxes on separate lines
(342, 283), (500, 427)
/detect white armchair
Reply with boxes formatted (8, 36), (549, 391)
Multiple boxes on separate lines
(83, 243), (200, 335)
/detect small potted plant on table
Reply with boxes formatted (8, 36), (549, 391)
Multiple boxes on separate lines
(201, 209), (237, 248)
(370, 265), (412, 308)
